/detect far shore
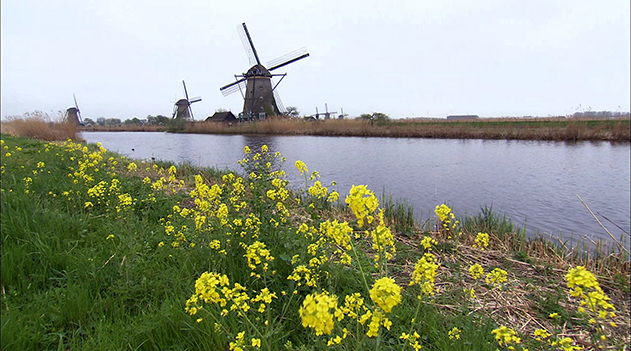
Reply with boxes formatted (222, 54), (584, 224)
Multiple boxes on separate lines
(79, 116), (631, 142)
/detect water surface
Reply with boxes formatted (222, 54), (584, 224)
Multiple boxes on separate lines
(81, 132), (631, 249)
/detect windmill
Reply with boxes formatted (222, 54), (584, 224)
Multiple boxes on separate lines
(172, 80), (202, 120)
(65, 94), (83, 125)
(311, 104), (337, 120)
(220, 22), (309, 120)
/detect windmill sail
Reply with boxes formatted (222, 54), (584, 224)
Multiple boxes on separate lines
(267, 47), (310, 71)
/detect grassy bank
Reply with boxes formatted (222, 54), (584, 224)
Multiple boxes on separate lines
(1, 134), (629, 350)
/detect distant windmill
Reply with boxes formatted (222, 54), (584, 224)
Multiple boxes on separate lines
(338, 108), (348, 119)
(65, 94), (83, 125)
(311, 104), (337, 120)
(220, 22), (309, 120)
(172, 80), (201, 120)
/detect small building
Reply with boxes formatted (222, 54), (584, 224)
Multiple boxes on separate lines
(206, 111), (237, 123)
(447, 115), (479, 120)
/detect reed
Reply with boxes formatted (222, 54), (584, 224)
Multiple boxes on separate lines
(1, 111), (79, 141)
(180, 116), (631, 141)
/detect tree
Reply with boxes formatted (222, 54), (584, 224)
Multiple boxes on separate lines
(105, 118), (121, 126)
(83, 118), (96, 126)
(285, 106), (300, 117)
(96, 117), (106, 126)
(124, 117), (141, 125)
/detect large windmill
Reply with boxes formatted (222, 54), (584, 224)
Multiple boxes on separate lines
(65, 94), (83, 125)
(172, 80), (201, 120)
(220, 22), (309, 120)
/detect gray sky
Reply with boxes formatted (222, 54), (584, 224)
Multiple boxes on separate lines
(2, 0), (629, 120)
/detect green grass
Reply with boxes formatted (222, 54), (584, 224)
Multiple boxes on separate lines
(1, 134), (629, 350)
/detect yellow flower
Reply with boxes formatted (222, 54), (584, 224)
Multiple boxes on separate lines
(127, 162), (138, 171)
(243, 146), (251, 154)
(345, 185), (378, 227)
(486, 268), (508, 288)
(251, 338), (261, 348)
(469, 263), (484, 280)
(448, 327), (461, 340)
(410, 253), (440, 296)
(299, 291), (343, 335)
(84, 201), (94, 208)
(491, 326), (521, 347)
(420, 236), (437, 250)
(474, 232), (490, 249)
(295, 160), (309, 174)
(370, 277), (401, 313)
(106, 235), (115, 240)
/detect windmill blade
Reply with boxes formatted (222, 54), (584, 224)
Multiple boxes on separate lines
(271, 77), (286, 114)
(220, 81), (246, 97)
(189, 96), (202, 104)
(188, 105), (195, 120)
(182, 80), (190, 101)
(273, 90), (286, 115)
(268, 52), (310, 72)
(238, 24), (258, 66)
(239, 23), (261, 66)
(73, 94), (83, 124)
(267, 47), (309, 69)
(220, 77), (247, 93)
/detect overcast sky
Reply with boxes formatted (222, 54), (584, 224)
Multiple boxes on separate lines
(1, 0), (629, 120)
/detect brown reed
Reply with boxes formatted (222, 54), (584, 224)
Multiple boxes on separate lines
(1, 112), (79, 141)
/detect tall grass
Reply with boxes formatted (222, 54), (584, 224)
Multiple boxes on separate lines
(1, 111), (78, 141)
(174, 116), (631, 141)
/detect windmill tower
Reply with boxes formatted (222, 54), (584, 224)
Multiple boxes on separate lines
(172, 80), (202, 120)
(220, 22), (309, 120)
(66, 94), (83, 125)
(323, 103), (337, 120)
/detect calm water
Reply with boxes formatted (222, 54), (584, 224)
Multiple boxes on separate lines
(81, 132), (630, 249)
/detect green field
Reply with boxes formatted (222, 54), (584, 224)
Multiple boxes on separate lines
(1, 134), (628, 350)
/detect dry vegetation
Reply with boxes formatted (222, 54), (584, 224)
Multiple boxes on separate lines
(1, 111), (79, 141)
(182, 116), (631, 141)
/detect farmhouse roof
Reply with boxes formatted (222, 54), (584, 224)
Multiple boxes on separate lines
(206, 111), (237, 122)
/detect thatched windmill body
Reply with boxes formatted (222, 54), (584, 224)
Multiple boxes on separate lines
(172, 80), (201, 120)
(220, 23), (309, 120)
(66, 94), (83, 125)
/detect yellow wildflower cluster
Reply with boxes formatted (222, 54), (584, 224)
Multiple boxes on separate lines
(366, 210), (396, 266)
(420, 236), (438, 250)
(410, 253), (440, 297)
(565, 266), (616, 319)
(486, 268), (508, 289)
(370, 277), (402, 313)
(469, 263), (484, 280)
(400, 331), (423, 350)
(299, 291), (343, 335)
(244, 241), (274, 275)
(492, 325), (521, 348)
(434, 204), (459, 238)
(474, 232), (490, 249)
(448, 327), (462, 340)
(345, 185), (379, 227)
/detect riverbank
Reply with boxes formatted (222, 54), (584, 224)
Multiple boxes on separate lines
(80, 116), (631, 141)
(2, 134), (628, 350)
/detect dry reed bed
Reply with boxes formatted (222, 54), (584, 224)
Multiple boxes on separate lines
(393, 230), (630, 349)
(184, 118), (631, 141)
(1, 118), (79, 141)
